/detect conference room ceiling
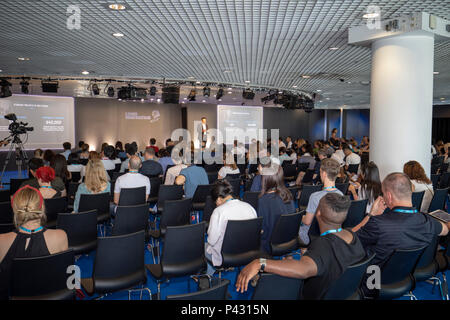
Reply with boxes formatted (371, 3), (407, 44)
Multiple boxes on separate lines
(0, 0), (449, 108)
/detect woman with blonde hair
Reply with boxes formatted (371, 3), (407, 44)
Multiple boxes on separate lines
(0, 186), (68, 299)
(403, 160), (434, 212)
(73, 159), (111, 212)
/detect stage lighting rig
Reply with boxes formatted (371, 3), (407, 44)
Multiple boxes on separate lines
(92, 83), (100, 95)
(242, 88), (255, 100)
(20, 78), (30, 94)
(188, 89), (196, 101)
(203, 86), (211, 97)
(107, 86), (115, 97)
(149, 86), (157, 96)
(216, 88), (224, 100)
(41, 79), (59, 93)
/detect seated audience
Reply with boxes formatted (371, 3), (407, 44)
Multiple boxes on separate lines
(157, 149), (174, 175)
(0, 186), (68, 299)
(250, 157), (272, 192)
(60, 142), (71, 160)
(299, 158), (343, 245)
(175, 164), (209, 198)
(205, 180), (257, 275)
(298, 143), (316, 170)
(43, 149), (55, 166)
(21, 158), (66, 196)
(278, 147), (292, 164)
(140, 147), (163, 177)
(353, 172), (449, 296)
(165, 158), (188, 185)
(36, 166), (61, 199)
(114, 156), (150, 205)
(101, 145), (117, 171)
(147, 138), (159, 154)
(403, 160), (434, 212)
(348, 161), (382, 213)
(120, 143), (138, 173)
(33, 149), (44, 159)
(258, 164), (295, 253)
(218, 154), (240, 179)
(74, 159), (110, 213)
(50, 154), (71, 186)
(344, 144), (361, 169)
(75, 141), (85, 155)
(165, 138), (175, 155)
(79, 144), (90, 160)
(236, 193), (366, 299)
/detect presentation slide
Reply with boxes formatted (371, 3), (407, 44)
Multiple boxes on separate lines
(217, 105), (263, 144)
(0, 95), (75, 150)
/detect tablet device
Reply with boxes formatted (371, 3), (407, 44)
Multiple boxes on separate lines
(427, 210), (450, 223)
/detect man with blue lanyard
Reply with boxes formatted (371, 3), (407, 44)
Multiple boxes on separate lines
(353, 172), (449, 296)
(236, 193), (366, 299)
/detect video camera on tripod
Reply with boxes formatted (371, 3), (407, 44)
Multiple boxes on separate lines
(4, 113), (34, 136)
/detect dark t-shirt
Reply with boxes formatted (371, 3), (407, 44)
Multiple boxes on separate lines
(302, 230), (367, 300)
(19, 177), (66, 192)
(356, 206), (443, 269)
(139, 159), (163, 177)
(257, 193), (296, 253)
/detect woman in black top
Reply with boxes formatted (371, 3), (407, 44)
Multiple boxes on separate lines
(258, 164), (295, 253)
(0, 186), (68, 299)
(329, 128), (340, 149)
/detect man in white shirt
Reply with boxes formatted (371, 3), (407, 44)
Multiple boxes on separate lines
(344, 145), (361, 168)
(278, 137), (286, 149)
(286, 136), (293, 149)
(101, 145), (117, 171)
(331, 143), (345, 166)
(205, 179), (257, 275)
(114, 155), (150, 205)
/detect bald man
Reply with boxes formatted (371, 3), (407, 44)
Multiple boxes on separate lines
(236, 193), (366, 300)
(354, 172), (449, 270)
(114, 155), (150, 205)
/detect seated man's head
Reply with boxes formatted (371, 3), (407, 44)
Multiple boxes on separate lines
(78, 141), (85, 149)
(128, 155), (142, 171)
(125, 143), (137, 157)
(316, 193), (351, 228)
(63, 142), (71, 151)
(102, 145), (115, 159)
(149, 138), (156, 146)
(279, 147), (286, 155)
(28, 158), (44, 177)
(318, 149), (328, 160)
(343, 144), (352, 156)
(211, 179), (234, 206)
(144, 147), (156, 160)
(382, 172), (413, 209)
(319, 158), (340, 183)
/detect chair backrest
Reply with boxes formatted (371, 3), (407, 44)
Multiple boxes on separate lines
(430, 174), (440, 190)
(342, 199), (368, 229)
(166, 278), (230, 300)
(159, 198), (192, 232)
(161, 222), (206, 277)
(0, 189), (10, 202)
(114, 163), (121, 172)
(301, 169), (315, 184)
(157, 185), (184, 208)
(270, 212), (303, 256)
(192, 184), (213, 204)
(0, 201), (13, 224)
(323, 253), (375, 300)
(112, 204), (150, 236)
(203, 195), (216, 224)
(207, 171), (218, 184)
(221, 217), (263, 268)
(347, 164), (359, 174)
(9, 178), (28, 196)
(112, 171), (125, 182)
(283, 163), (297, 178)
(0, 223), (14, 234)
(428, 188), (449, 212)
(79, 192), (110, 215)
(148, 176), (161, 200)
(118, 186), (147, 206)
(287, 186), (300, 200)
(336, 183), (349, 195)
(415, 235), (439, 270)
(431, 164), (440, 175)
(411, 191), (425, 211)
(225, 178), (241, 199)
(248, 163), (258, 175)
(10, 249), (75, 300)
(243, 191), (259, 211)
(67, 182), (80, 205)
(107, 170), (115, 180)
(226, 173), (240, 180)
(439, 172), (450, 189)
(56, 210), (98, 253)
(252, 273), (303, 300)
(381, 246), (426, 285)
(44, 197), (68, 225)
(298, 185), (322, 207)
(440, 163), (449, 174)
(70, 171), (81, 183)
(92, 231), (146, 293)
(297, 162), (309, 173)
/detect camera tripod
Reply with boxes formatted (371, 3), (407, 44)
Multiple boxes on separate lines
(0, 134), (29, 188)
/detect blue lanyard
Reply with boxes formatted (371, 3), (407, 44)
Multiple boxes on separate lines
(224, 198), (234, 204)
(20, 226), (43, 233)
(129, 170), (139, 174)
(393, 208), (418, 214)
(323, 186), (336, 191)
(41, 186), (52, 189)
(321, 228), (342, 237)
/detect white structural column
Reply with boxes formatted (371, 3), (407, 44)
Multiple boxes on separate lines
(370, 33), (434, 178)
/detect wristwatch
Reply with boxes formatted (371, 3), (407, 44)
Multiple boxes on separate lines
(259, 258), (267, 272)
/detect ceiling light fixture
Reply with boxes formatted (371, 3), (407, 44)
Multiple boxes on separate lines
(329, 47), (339, 50)
(82, 71), (89, 75)
(18, 57), (30, 61)
(302, 75), (311, 79)
(363, 12), (380, 19)
(112, 32), (124, 37)
(433, 71), (440, 75)
(108, 4), (126, 10)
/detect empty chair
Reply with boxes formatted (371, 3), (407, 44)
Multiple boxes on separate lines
(298, 185), (322, 211)
(323, 253), (375, 300)
(411, 191), (425, 211)
(347, 164), (359, 174)
(342, 199), (368, 229)
(44, 197), (68, 228)
(147, 177), (161, 204)
(377, 246), (426, 300)
(149, 198), (192, 239)
(270, 212), (304, 256)
(191, 184), (213, 211)
(283, 163), (297, 182)
(56, 210), (98, 255)
(9, 178), (28, 196)
(252, 273), (303, 300)
(225, 178), (240, 199)
(202, 195), (216, 229)
(118, 186), (146, 206)
(428, 188), (449, 212)
(336, 183), (349, 195)
(166, 278), (230, 300)
(10, 249), (75, 300)
(243, 191), (259, 211)
(146, 223), (206, 299)
(112, 204), (150, 236)
(0, 201), (13, 224)
(78, 192), (110, 223)
(439, 172), (450, 189)
(155, 185), (184, 215)
(81, 231), (150, 299)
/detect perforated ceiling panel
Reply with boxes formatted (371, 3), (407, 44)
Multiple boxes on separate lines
(0, 0), (449, 107)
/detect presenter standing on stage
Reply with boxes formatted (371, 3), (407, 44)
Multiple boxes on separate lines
(197, 117), (208, 148)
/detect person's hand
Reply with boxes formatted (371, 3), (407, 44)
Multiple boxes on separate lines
(236, 260), (260, 293)
(369, 196), (387, 216)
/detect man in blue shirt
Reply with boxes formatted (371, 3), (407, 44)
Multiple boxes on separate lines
(176, 164), (209, 198)
(60, 142), (71, 160)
